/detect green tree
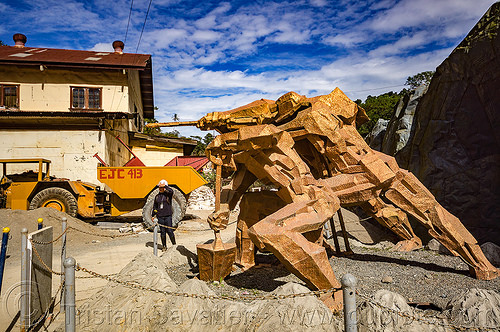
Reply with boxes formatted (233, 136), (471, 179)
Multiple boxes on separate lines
(405, 71), (434, 90)
(190, 133), (215, 156)
(357, 91), (401, 137)
(143, 116), (182, 138)
(144, 117), (161, 135)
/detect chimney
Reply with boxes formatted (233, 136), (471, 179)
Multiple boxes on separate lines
(113, 40), (124, 54)
(13, 33), (27, 47)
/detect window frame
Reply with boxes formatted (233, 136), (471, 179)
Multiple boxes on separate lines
(0, 84), (20, 109)
(70, 86), (103, 111)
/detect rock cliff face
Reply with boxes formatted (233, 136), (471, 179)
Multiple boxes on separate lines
(381, 84), (428, 156)
(396, 3), (500, 244)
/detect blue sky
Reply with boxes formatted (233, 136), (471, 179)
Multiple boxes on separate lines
(0, 0), (495, 137)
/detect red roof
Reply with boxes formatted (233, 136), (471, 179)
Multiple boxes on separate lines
(165, 156), (209, 171)
(0, 45), (150, 69)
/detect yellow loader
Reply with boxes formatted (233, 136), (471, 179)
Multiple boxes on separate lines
(0, 158), (206, 228)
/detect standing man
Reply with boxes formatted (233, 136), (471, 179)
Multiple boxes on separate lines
(153, 179), (176, 251)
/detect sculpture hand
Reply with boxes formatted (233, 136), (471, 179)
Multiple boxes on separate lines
(207, 210), (230, 231)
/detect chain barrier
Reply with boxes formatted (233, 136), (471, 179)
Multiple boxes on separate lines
(68, 226), (144, 238)
(356, 290), (500, 331)
(28, 239), (343, 301)
(30, 239), (64, 276)
(26, 229), (500, 331)
(76, 263), (341, 301)
(155, 218), (238, 232)
(30, 226), (69, 245)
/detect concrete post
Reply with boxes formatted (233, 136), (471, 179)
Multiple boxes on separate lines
(0, 227), (10, 296)
(342, 273), (357, 332)
(20, 228), (29, 332)
(153, 224), (158, 256)
(61, 217), (67, 311)
(63, 257), (76, 332)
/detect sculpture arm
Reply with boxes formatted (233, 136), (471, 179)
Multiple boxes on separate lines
(208, 166), (257, 231)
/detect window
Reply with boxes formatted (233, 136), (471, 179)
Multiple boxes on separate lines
(70, 87), (102, 110)
(0, 84), (19, 109)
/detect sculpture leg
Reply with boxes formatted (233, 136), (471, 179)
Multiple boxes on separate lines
(361, 198), (422, 251)
(236, 191), (285, 269)
(325, 173), (423, 252)
(385, 171), (499, 280)
(248, 200), (343, 311)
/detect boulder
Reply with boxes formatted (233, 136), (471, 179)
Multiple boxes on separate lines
(444, 288), (500, 329)
(480, 242), (500, 267)
(382, 84), (428, 155)
(358, 289), (448, 332)
(366, 119), (389, 151)
(396, 3), (500, 245)
(327, 208), (398, 245)
(426, 239), (452, 255)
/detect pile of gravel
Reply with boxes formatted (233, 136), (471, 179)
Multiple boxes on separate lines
(59, 239), (500, 331)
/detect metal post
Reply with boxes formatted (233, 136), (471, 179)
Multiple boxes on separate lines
(329, 217), (342, 254)
(338, 210), (353, 254)
(0, 227), (10, 295)
(63, 257), (76, 332)
(37, 218), (43, 230)
(342, 273), (357, 332)
(61, 217), (67, 311)
(20, 228), (29, 332)
(153, 223), (158, 256)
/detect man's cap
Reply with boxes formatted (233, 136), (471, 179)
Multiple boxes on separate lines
(158, 179), (168, 187)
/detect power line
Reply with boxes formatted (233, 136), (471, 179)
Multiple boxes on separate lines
(347, 84), (407, 94)
(124, 0), (134, 44)
(135, 0), (153, 54)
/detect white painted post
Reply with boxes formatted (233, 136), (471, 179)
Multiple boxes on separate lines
(342, 273), (357, 332)
(63, 257), (76, 332)
(61, 217), (67, 311)
(20, 228), (29, 332)
(153, 224), (158, 256)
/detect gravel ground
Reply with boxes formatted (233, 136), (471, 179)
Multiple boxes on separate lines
(165, 239), (500, 311)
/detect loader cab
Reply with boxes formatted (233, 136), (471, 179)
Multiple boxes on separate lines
(0, 158), (51, 209)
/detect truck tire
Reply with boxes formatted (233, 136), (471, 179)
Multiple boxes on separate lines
(142, 187), (187, 230)
(29, 187), (78, 217)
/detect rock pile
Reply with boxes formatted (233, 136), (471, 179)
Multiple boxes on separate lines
(187, 186), (215, 210)
(72, 251), (343, 331)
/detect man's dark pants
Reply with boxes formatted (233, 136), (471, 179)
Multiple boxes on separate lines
(158, 215), (176, 248)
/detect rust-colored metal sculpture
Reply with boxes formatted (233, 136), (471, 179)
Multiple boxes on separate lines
(197, 165), (237, 281)
(148, 88), (499, 310)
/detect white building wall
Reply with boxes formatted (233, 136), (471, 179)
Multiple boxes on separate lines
(1, 66), (130, 113)
(132, 146), (182, 166)
(0, 129), (129, 186)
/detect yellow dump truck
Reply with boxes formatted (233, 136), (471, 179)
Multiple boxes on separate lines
(0, 158), (207, 228)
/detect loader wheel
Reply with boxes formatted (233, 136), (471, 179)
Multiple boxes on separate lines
(29, 187), (78, 217)
(142, 187), (187, 230)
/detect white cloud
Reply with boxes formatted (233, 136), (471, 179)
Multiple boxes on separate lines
(369, 0), (493, 33)
(90, 42), (113, 52)
(1, 0), (492, 138)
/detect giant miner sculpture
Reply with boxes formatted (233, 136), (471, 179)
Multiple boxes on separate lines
(148, 88), (499, 310)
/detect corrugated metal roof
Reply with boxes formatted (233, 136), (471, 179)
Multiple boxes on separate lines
(0, 45), (150, 68)
(165, 156), (209, 171)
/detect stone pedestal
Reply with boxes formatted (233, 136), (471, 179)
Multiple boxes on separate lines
(197, 232), (236, 281)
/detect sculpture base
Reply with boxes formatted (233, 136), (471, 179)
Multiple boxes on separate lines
(197, 241), (236, 281)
